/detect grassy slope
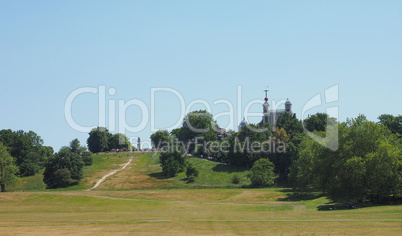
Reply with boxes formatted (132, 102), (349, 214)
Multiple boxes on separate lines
(8, 152), (132, 191)
(0, 189), (400, 235)
(94, 153), (251, 190)
(3, 152), (401, 235)
(176, 157), (251, 187)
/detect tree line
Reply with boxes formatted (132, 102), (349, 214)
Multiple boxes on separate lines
(86, 127), (132, 153)
(0, 128), (95, 191)
(151, 111), (402, 202)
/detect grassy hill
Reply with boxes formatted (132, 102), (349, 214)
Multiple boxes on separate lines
(10, 151), (251, 191)
(1, 189), (401, 235)
(9, 152), (133, 191)
(3, 152), (401, 235)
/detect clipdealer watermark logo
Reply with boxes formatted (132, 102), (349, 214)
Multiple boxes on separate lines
(64, 85), (339, 152)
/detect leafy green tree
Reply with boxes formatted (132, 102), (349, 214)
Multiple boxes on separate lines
(87, 127), (111, 152)
(181, 110), (218, 142)
(268, 128), (292, 175)
(249, 158), (276, 187)
(186, 163), (199, 182)
(150, 130), (170, 149)
(161, 156), (180, 178)
(69, 138), (80, 153)
(304, 113), (337, 132)
(0, 142), (18, 192)
(289, 115), (402, 201)
(109, 133), (130, 150)
(81, 151), (93, 166)
(170, 128), (184, 141)
(224, 124), (269, 167)
(378, 114), (402, 135)
(0, 129), (52, 177)
(69, 138), (87, 155)
(51, 168), (74, 188)
(159, 144), (187, 177)
(276, 113), (303, 137)
(43, 148), (84, 188)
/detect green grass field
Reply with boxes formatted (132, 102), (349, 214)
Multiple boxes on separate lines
(2, 152), (401, 235)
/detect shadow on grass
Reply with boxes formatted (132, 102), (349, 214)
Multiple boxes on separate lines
(148, 172), (167, 179)
(317, 196), (402, 211)
(277, 188), (402, 211)
(211, 163), (248, 173)
(277, 190), (324, 202)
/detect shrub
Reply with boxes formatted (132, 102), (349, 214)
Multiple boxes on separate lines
(249, 158), (275, 187)
(161, 156), (180, 177)
(52, 168), (74, 187)
(232, 174), (240, 184)
(187, 174), (197, 183)
(81, 151), (93, 166)
(186, 164), (199, 177)
(43, 149), (84, 188)
(186, 164), (199, 183)
(159, 144), (187, 177)
(19, 161), (41, 177)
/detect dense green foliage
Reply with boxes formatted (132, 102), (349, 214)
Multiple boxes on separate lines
(87, 127), (111, 152)
(172, 110), (218, 154)
(304, 113), (337, 132)
(185, 163), (199, 182)
(150, 111), (401, 202)
(0, 142), (18, 192)
(43, 148), (84, 188)
(378, 114), (402, 136)
(0, 129), (53, 177)
(109, 133), (131, 150)
(150, 130), (170, 149)
(249, 158), (276, 187)
(87, 127), (131, 152)
(159, 144), (187, 177)
(289, 115), (402, 201)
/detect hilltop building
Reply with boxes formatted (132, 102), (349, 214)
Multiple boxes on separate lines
(238, 90), (293, 131)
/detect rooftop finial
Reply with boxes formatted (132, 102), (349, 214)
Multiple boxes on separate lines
(264, 87), (269, 102)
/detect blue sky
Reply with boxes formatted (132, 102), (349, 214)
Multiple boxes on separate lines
(1, 1), (401, 151)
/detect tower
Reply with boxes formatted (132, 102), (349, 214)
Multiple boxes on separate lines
(137, 137), (141, 151)
(262, 89), (270, 124)
(285, 98), (292, 113)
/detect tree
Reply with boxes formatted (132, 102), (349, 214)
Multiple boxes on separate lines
(378, 114), (402, 135)
(276, 113), (303, 137)
(43, 148), (84, 188)
(150, 130), (170, 149)
(69, 138), (80, 153)
(269, 128), (292, 174)
(0, 129), (52, 177)
(0, 142), (18, 192)
(289, 115), (402, 201)
(162, 156), (180, 178)
(109, 133), (130, 150)
(69, 138), (87, 155)
(248, 158), (276, 187)
(180, 110), (218, 143)
(87, 127), (111, 152)
(304, 113), (337, 132)
(68, 139), (92, 166)
(159, 144), (187, 177)
(186, 163), (199, 182)
(51, 168), (74, 188)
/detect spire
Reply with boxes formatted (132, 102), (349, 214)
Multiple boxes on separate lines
(264, 87), (269, 102)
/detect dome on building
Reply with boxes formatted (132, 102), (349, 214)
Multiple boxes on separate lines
(285, 98), (292, 104)
(239, 117), (248, 127)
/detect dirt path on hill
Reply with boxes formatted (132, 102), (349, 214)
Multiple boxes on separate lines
(86, 156), (133, 191)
